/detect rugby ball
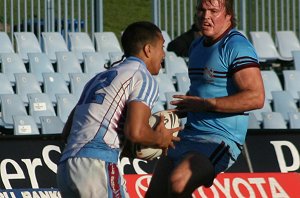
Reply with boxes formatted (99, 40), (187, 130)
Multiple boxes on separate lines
(132, 110), (180, 160)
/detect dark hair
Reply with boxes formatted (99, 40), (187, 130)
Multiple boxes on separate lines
(197, 0), (236, 27)
(121, 21), (162, 57)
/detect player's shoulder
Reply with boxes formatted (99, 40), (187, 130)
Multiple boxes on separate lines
(222, 29), (250, 47)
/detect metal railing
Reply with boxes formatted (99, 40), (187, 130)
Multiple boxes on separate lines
(152, 0), (300, 39)
(0, 0), (103, 43)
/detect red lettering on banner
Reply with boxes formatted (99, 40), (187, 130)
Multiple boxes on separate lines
(124, 173), (300, 198)
(108, 163), (121, 198)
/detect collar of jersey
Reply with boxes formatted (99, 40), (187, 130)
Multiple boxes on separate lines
(126, 56), (147, 68)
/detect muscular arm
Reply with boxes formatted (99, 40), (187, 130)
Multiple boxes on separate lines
(172, 67), (265, 113)
(207, 67), (265, 113)
(124, 101), (180, 149)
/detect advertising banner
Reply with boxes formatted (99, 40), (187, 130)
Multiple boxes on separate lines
(124, 173), (300, 198)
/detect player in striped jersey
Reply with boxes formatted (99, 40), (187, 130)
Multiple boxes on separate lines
(146, 0), (265, 197)
(57, 21), (180, 198)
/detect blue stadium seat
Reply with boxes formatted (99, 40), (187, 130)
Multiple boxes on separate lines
(43, 73), (70, 105)
(27, 93), (56, 127)
(94, 32), (122, 62)
(164, 91), (185, 110)
(292, 50), (300, 71)
(0, 32), (15, 56)
(1, 53), (27, 85)
(275, 31), (300, 61)
(164, 51), (188, 81)
(248, 112), (261, 129)
(151, 100), (165, 114)
(249, 31), (286, 62)
(41, 32), (69, 63)
(83, 52), (107, 75)
(56, 51), (83, 83)
(40, 116), (64, 134)
(68, 32), (95, 63)
(288, 112), (300, 129)
(14, 32), (42, 63)
(283, 70), (300, 102)
(175, 72), (190, 94)
(0, 73), (15, 95)
(261, 70), (283, 102)
(262, 112), (287, 129)
(271, 91), (298, 122)
(248, 99), (272, 123)
(154, 73), (176, 103)
(0, 94), (28, 129)
(15, 73), (42, 106)
(13, 115), (40, 135)
(28, 52), (55, 84)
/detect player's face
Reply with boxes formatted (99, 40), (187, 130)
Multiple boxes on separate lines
(197, 0), (232, 41)
(149, 33), (165, 75)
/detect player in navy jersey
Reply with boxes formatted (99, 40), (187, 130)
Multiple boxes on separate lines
(146, 0), (265, 197)
(56, 21), (180, 198)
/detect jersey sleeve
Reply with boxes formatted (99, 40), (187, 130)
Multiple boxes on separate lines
(225, 35), (260, 75)
(127, 69), (159, 109)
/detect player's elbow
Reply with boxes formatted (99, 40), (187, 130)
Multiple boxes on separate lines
(253, 91), (265, 110)
(124, 128), (143, 144)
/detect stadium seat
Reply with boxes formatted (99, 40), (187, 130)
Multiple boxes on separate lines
(69, 73), (91, 100)
(56, 93), (77, 123)
(165, 91), (185, 110)
(154, 73), (176, 103)
(56, 51), (83, 83)
(271, 91), (298, 122)
(15, 73), (42, 105)
(261, 70), (283, 102)
(288, 112), (300, 129)
(262, 112), (287, 129)
(161, 31), (172, 51)
(28, 52), (55, 84)
(13, 115), (40, 135)
(292, 50), (300, 71)
(68, 32), (95, 63)
(40, 116), (64, 134)
(108, 51), (124, 66)
(0, 32), (15, 56)
(248, 112), (261, 129)
(164, 51), (188, 81)
(83, 52), (107, 75)
(0, 94), (28, 129)
(249, 31), (286, 62)
(14, 32), (42, 63)
(43, 73), (70, 105)
(175, 72), (190, 93)
(275, 31), (300, 61)
(1, 53), (28, 85)
(282, 70), (300, 101)
(94, 32), (122, 61)
(0, 73), (15, 95)
(27, 93), (56, 126)
(41, 32), (69, 63)
(151, 100), (165, 114)
(248, 99), (272, 123)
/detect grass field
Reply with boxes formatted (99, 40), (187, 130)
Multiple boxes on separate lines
(104, 0), (152, 38)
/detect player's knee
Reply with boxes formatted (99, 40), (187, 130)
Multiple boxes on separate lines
(170, 171), (187, 194)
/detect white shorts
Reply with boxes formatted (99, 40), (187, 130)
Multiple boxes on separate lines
(57, 157), (129, 198)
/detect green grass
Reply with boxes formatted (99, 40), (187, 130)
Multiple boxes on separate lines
(103, 0), (152, 39)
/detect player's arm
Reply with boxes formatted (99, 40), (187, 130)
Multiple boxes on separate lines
(171, 66), (265, 113)
(124, 101), (180, 149)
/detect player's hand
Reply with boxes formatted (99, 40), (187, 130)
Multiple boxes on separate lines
(154, 114), (181, 149)
(170, 94), (209, 112)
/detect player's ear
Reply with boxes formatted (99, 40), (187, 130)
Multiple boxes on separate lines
(143, 43), (151, 58)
